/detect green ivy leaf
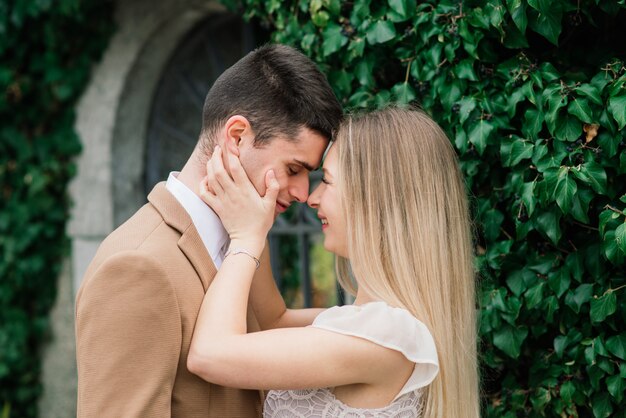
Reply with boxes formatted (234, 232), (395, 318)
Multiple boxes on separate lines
(606, 334), (626, 360)
(501, 137), (534, 167)
(388, 0), (416, 21)
(608, 94), (626, 129)
(486, 0), (506, 30)
(616, 222), (626, 254)
(554, 115), (582, 141)
(535, 207), (562, 244)
(576, 83), (602, 105)
(527, 0), (563, 45)
(468, 119), (495, 155)
(548, 267), (570, 298)
(482, 207), (505, 242)
(579, 162), (608, 194)
(565, 283), (594, 314)
(540, 62), (560, 82)
(458, 96), (476, 124)
(506, 0), (528, 33)
(554, 167), (577, 214)
(438, 79), (463, 110)
(524, 281), (545, 309)
(603, 230), (626, 265)
(503, 21), (529, 49)
(594, 336), (610, 357)
(329, 70), (353, 97)
(506, 268), (535, 296)
(310, 0), (323, 13)
(531, 387), (552, 410)
(323, 0), (341, 16)
(321, 23), (348, 56)
(544, 295), (559, 323)
(607, 375), (624, 403)
(311, 9), (330, 27)
(365, 20), (396, 44)
(554, 334), (568, 357)
(455, 59), (478, 81)
(347, 37), (366, 60)
(521, 181), (537, 216)
(355, 59), (375, 87)
(493, 324), (528, 359)
(560, 380), (575, 403)
(590, 291), (617, 322)
(522, 107), (543, 139)
(570, 188), (594, 224)
(390, 82), (416, 104)
(592, 392), (613, 418)
(568, 97), (594, 123)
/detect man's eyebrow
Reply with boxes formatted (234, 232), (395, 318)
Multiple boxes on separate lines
(293, 159), (316, 171)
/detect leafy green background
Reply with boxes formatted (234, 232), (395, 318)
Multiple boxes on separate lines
(222, 0), (626, 416)
(0, 0), (113, 416)
(1, 0), (625, 416)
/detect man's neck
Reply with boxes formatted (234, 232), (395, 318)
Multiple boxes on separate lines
(177, 149), (208, 196)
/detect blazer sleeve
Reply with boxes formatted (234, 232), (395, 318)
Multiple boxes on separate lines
(75, 251), (182, 418)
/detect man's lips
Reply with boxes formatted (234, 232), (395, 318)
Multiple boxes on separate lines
(276, 201), (289, 213)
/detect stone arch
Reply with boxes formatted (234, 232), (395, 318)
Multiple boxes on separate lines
(41, 1), (231, 416)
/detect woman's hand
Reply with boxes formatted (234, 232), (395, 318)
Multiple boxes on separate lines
(199, 145), (279, 256)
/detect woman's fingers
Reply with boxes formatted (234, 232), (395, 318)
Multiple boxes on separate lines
(199, 177), (221, 212)
(211, 145), (238, 194)
(206, 156), (224, 197)
(227, 149), (253, 190)
(263, 169), (280, 207)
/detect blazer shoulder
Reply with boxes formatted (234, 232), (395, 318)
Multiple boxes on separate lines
(76, 249), (174, 308)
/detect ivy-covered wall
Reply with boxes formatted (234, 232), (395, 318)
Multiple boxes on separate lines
(222, 0), (626, 416)
(0, 1), (113, 416)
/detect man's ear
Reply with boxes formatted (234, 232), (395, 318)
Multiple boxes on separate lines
(223, 115), (253, 157)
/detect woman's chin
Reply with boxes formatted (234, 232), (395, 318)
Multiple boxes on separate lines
(323, 240), (348, 259)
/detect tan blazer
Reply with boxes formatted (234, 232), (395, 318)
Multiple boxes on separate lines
(76, 183), (263, 417)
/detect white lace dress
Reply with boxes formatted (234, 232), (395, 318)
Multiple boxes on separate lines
(263, 301), (439, 418)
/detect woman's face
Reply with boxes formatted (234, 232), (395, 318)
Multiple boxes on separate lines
(307, 145), (348, 258)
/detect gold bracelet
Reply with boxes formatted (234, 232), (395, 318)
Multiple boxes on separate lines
(224, 248), (260, 269)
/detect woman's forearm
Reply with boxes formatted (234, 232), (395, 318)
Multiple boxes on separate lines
(191, 239), (264, 343)
(273, 308), (326, 328)
(248, 246), (325, 330)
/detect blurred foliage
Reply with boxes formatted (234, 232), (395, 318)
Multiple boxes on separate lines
(223, 0), (626, 415)
(0, 0), (113, 416)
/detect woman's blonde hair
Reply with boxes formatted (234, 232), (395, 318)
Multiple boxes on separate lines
(335, 107), (480, 417)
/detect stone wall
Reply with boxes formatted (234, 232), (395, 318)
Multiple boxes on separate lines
(39, 0), (225, 415)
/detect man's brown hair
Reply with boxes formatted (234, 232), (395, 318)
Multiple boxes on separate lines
(200, 44), (342, 146)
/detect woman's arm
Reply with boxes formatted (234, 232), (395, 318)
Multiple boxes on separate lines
(250, 244), (325, 330)
(188, 146), (398, 390)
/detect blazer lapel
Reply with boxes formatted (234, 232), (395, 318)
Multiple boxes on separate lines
(148, 182), (216, 291)
(149, 182), (265, 403)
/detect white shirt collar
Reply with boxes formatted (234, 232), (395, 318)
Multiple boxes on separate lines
(165, 172), (229, 268)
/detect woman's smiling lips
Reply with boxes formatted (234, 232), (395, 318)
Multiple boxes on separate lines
(319, 216), (328, 230)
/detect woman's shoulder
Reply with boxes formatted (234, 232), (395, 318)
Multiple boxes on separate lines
(312, 301), (436, 360)
(311, 301), (439, 398)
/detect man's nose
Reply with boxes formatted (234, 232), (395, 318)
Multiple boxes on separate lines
(290, 176), (310, 203)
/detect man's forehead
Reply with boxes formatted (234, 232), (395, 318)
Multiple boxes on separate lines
(285, 131), (330, 169)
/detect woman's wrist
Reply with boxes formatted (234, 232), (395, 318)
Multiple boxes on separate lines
(228, 238), (265, 258)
